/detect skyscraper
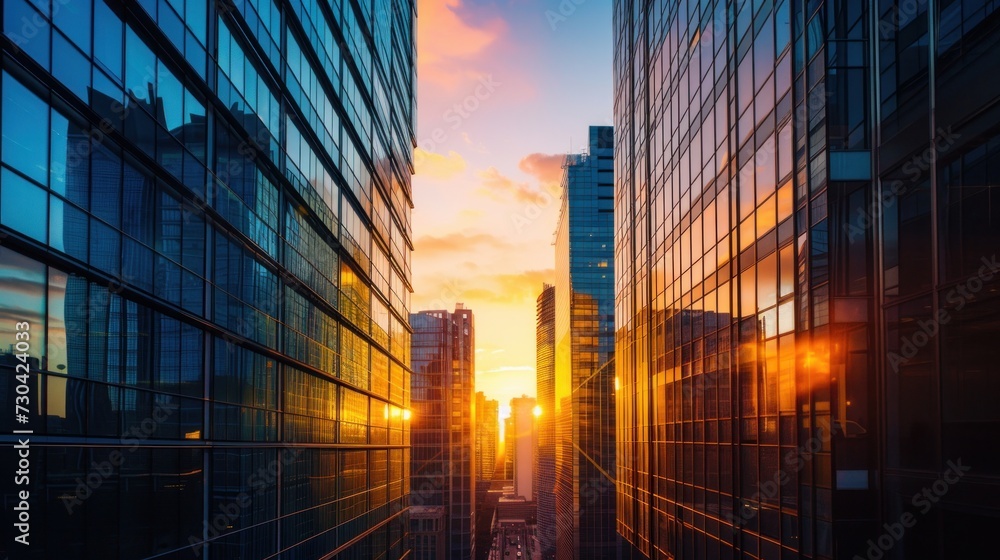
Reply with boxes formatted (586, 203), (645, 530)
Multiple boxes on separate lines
(473, 391), (499, 560)
(504, 415), (517, 480)
(614, 1), (1000, 558)
(473, 390), (500, 560)
(410, 305), (476, 560)
(536, 284), (558, 560)
(510, 395), (538, 502)
(0, 0), (415, 558)
(476, 391), (499, 482)
(554, 126), (619, 560)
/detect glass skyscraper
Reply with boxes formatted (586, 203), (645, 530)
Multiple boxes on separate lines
(473, 391), (498, 560)
(536, 283), (557, 560)
(409, 306), (476, 560)
(475, 391), (498, 483)
(614, 0), (999, 558)
(554, 126), (619, 560)
(0, 0), (415, 558)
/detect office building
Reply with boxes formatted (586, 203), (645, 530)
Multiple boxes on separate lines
(613, 1), (1000, 558)
(510, 395), (538, 502)
(473, 394), (500, 560)
(0, 0), (415, 558)
(504, 414), (516, 480)
(476, 391), (499, 481)
(536, 283), (557, 560)
(410, 506), (447, 560)
(554, 126), (619, 560)
(410, 306), (476, 560)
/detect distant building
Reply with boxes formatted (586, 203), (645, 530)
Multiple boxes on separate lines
(504, 415), (516, 480)
(410, 306), (476, 560)
(536, 284), (557, 560)
(472, 393), (500, 560)
(476, 391), (499, 481)
(410, 506), (447, 560)
(510, 396), (538, 501)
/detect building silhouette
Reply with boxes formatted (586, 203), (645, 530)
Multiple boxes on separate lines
(510, 395), (539, 502)
(473, 392), (500, 560)
(476, 391), (500, 482)
(504, 415), (517, 480)
(613, 1), (1000, 558)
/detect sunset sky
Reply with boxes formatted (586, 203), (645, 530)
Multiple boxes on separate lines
(411, 0), (613, 412)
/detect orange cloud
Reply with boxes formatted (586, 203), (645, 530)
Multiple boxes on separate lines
(415, 269), (555, 306)
(476, 167), (550, 206)
(459, 208), (486, 220)
(418, 0), (507, 91)
(414, 148), (467, 179)
(415, 232), (513, 257)
(518, 153), (567, 184)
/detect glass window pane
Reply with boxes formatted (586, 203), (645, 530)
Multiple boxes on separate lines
(53, 0), (92, 53)
(89, 216), (121, 274)
(185, 0), (207, 43)
(2, 72), (49, 185)
(125, 26), (156, 103)
(49, 196), (90, 260)
(1, 168), (48, 242)
(47, 269), (89, 376)
(52, 32), (91, 101)
(157, 60), (184, 131)
(91, 144), (122, 226)
(50, 110), (71, 196)
(93, 0), (123, 80)
(3, 0), (50, 70)
(0, 246), (47, 362)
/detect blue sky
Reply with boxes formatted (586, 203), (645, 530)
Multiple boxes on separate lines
(412, 0), (614, 409)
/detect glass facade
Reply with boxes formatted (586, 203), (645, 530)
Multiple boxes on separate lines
(475, 391), (498, 482)
(409, 307), (476, 560)
(473, 392), (498, 560)
(614, 0), (1000, 558)
(554, 126), (619, 560)
(0, 0), (415, 558)
(536, 283), (557, 560)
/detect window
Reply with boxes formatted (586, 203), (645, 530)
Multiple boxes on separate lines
(1, 168), (48, 242)
(3, 72), (49, 185)
(53, 0), (92, 53)
(3, 0), (50, 69)
(0, 248), (46, 362)
(93, 0), (123, 80)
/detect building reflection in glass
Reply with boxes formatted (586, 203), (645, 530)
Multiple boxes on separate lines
(614, 1), (1000, 558)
